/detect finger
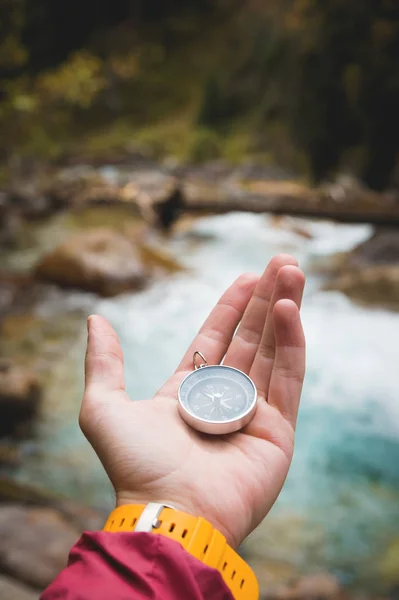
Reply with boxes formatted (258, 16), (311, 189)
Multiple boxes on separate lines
(223, 254), (298, 374)
(250, 265), (305, 399)
(84, 315), (125, 393)
(175, 273), (259, 373)
(267, 299), (306, 427)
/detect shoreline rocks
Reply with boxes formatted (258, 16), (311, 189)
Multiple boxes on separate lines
(325, 229), (399, 311)
(0, 361), (41, 437)
(35, 228), (149, 297)
(1, 164), (399, 235)
(0, 478), (106, 592)
(261, 573), (342, 600)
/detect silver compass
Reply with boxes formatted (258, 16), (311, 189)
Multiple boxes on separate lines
(178, 352), (258, 435)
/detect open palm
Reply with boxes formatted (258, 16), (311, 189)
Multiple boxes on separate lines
(80, 255), (305, 548)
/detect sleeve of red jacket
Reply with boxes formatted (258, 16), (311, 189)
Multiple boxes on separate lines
(40, 531), (235, 600)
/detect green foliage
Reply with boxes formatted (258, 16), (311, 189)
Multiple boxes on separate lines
(197, 77), (228, 127)
(0, 0), (398, 188)
(37, 52), (106, 108)
(188, 129), (222, 162)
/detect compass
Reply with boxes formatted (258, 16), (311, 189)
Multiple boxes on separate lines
(178, 352), (258, 435)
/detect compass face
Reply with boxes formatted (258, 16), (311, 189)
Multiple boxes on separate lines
(178, 365), (257, 434)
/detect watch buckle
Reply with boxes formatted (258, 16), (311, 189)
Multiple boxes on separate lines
(134, 502), (175, 533)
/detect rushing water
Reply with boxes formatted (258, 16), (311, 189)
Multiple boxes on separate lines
(6, 211), (399, 591)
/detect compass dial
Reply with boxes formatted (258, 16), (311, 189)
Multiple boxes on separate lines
(178, 365), (257, 434)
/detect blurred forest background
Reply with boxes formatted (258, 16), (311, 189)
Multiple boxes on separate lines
(1, 0), (399, 188)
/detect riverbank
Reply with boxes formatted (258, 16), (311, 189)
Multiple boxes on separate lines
(2, 161), (399, 238)
(1, 161), (398, 598)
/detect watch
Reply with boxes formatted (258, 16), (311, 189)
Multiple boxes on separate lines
(178, 352), (258, 434)
(104, 503), (259, 600)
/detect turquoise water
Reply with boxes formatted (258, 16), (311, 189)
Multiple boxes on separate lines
(9, 212), (399, 590)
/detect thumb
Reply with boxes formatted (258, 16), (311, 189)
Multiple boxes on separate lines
(85, 315), (125, 393)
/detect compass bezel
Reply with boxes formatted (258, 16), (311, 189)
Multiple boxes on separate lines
(178, 365), (258, 435)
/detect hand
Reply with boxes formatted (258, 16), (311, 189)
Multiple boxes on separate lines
(80, 254), (305, 548)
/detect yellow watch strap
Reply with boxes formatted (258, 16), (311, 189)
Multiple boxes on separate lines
(104, 504), (259, 600)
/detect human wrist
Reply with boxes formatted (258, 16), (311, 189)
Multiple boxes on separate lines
(114, 492), (239, 549)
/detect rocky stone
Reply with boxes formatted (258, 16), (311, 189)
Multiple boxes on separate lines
(0, 442), (21, 466)
(43, 166), (118, 209)
(291, 574), (342, 600)
(44, 166), (182, 229)
(0, 504), (79, 589)
(270, 215), (314, 239)
(0, 575), (38, 600)
(0, 272), (33, 318)
(35, 228), (149, 296)
(344, 229), (399, 267)
(0, 192), (21, 247)
(325, 265), (399, 311)
(0, 477), (106, 532)
(0, 361), (41, 437)
(9, 183), (53, 219)
(136, 242), (184, 274)
(262, 573), (342, 600)
(325, 229), (399, 311)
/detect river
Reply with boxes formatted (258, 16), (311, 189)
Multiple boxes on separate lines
(4, 210), (399, 592)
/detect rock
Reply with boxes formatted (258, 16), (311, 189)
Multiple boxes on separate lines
(0, 477), (106, 532)
(0, 442), (21, 466)
(249, 557), (300, 596)
(137, 243), (184, 273)
(263, 573), (342, 600)
(44, 166), (118, 209)
(345, 229), (399, 267)
(9, 183), (53, 219)
(0, 192), (21, 247)
(35, 228), (149, 296)
(0, 575), (38, 600)
(325, 265), (399, 311)
(291, 574), (342, 600)
(44, 166), (183, 229)
(0, 361), (41, 437)
(122, 170), (182, 230)
(271, 216), (314, 239)
(0, 272), (33, 318)
(325, 229), (399, 311)
(0, 504), (79, 589)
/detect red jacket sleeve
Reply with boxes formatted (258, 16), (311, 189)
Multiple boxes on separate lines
(41, 531), (235, 600)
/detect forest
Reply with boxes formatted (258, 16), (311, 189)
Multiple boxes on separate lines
(1, 0), (399, 188)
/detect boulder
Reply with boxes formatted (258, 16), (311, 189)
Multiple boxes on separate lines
(0, 192), (20, 247)
(0, 575), (38, 600)
(8, 183), (53, 219)
(0, 504), (79, 589)
(325, 265), (399, 311)
(262, 573), (342, 600)
(0, 272), (33, 318)
(0, 477), (105, 532)
(0, 361), (41, 436)
(325, 229), (399, 311)
(344, 229), (399, 267)
(44, 166), (183, 229)
(290, 574), (342, 600)
(35, 228), (149, 296)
